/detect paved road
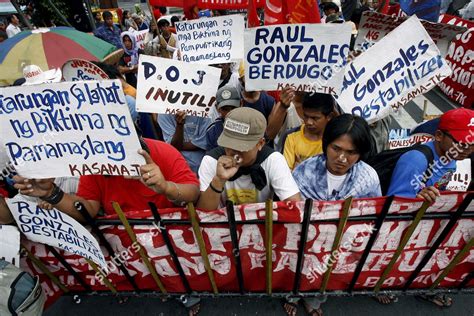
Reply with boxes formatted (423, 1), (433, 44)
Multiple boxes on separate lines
(45, 293), (474, 315)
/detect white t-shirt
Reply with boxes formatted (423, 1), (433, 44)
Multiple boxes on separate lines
(199, 151), (300, 207)
(6, 24), (21, 38)
(326, 170), (347, 197)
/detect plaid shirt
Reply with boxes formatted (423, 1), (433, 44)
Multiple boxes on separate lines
(94, 24), (122, 48)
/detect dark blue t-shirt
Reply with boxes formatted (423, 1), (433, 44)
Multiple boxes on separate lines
(243, 92), (275, 120)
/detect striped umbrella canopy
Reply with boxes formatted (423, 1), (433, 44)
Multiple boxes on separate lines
(0, 27), (117, 86)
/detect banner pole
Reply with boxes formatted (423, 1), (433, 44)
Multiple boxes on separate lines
(320, 197), (353, 293)
(374, 200), (431, 292)
(86, 258), (118, 294)
(429, 238), (474, 290)
(265, 199), (273, 295)
(21, 245), (69, 293)
(113, 202), (167, 294)
(187, 202), (219, 294)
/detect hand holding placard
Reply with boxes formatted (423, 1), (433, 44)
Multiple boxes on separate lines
(138, 149), (167, 194)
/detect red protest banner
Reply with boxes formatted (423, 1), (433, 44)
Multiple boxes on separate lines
(197, 0), (264, 10)
(20, 193), (473, 308)
(439, 15), (474, 108)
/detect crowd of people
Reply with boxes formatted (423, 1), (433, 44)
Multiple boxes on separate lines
(0, 1), (473, 315)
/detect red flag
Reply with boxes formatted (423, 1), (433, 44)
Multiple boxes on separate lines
(264, 0), (288, 25)
(287, 0), (321, 23)
(248, 0), (260, 27)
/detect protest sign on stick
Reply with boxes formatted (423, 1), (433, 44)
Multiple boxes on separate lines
(176, 15), (244, 64)
(136, 55), (221, 117)
(8, 197), (107, 271)
(0, 225), (20, 267)
(355, 11), (466, 56)
(337, 16), (452, 123)
(244, 23), (352, 94)
(62, 59), (110, 82)
(0, 80), (144, 178)
(132, 29), (149, 50)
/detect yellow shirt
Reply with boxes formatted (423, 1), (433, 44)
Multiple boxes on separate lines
(283, 125), (323, 170)
(123, 83), (136, 98)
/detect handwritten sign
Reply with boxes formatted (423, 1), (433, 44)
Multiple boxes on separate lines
(447, 159), (471, 192)
(244, 23), (352, 94)
(337, 16), (452, 123)
(389, 132), (434, 149)
(62, 59), (110, 82)
(176, 15), (244, 64)
(7, 197), (107, 270)
(132, 28), (149, 50)
(136, 55), (221, 117)
(355, 11), (466, 56)
(0, 80), (145, 178)
(0, 225), (20, 267)
(438, 15), (474, 108)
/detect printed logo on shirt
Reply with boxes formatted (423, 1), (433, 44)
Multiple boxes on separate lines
(224, 119), (250, 135)
(434, 169), (455, 191)
(226, 188), (257, 204)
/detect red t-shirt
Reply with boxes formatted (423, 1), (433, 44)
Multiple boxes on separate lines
(77, 139), (198, 215)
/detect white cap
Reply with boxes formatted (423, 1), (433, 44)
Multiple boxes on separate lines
(22, 65), (62, 86)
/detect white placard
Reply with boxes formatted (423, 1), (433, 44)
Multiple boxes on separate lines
(7, 197), (107, 270)
(389, 133), (434, 149)
(0, 80), (145, 178)
(62, 59), (110, 82)
(447, 159), (472, 192)
(133, 29), (149, 50)
(176, 15), (245, 64)
(136, 55), (221, 117)
(244, 23), (352, 94)
(355, 11), (466, 56)
(0, 225), (20, 267)
(337, 16), (452, 123)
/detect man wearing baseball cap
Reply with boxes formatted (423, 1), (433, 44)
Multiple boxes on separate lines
(205, 85), (242, 150)
(197, 107), (301, 210)
(388, 108), (474, 204)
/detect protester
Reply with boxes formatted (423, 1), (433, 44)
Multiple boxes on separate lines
(205, 85), (242, 150)
(118, 31), (144, 88)
(132, 13), (149, 31)
(157, 18), (177, 59)
(387, 108), (474, 203)
(122, 10), (138, 31)
(0, 19), (6, 32)
(283, 92), (337, 170)
(144, 21), (160, 56)
(197, 107), (301, 210)
(6, 14), (21, 38)
(94, 11), (103, 28)
(94, 11), (122, 49)
(158, 111), (211, 174)
(239, 63), (276, 121)
(0, 31), (7, 43)
(285, 114), (380, 316)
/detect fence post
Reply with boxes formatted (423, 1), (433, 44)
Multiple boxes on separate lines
(320, 197), (352, 293)
(187, 203), (219, 294)
(293, 199), (313, 294)
(348, 196), (394, 293)
(21, 245), (69, 293)
(226, 200), (245, 294)
(113, 202), (167, 294)
(403, 193), (473, 290)
(149, 202), (192, 294)
(429, 238), (474, 290)
(374, 200), (430, 292)
(265, 199), (273, 295)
